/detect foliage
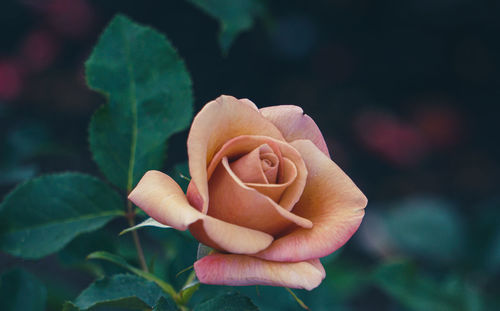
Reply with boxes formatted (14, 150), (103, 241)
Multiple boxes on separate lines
(87, 14), (193, 191)
(193, 292), (259, 311)
(0, 1), (497, 310)
(186, 0), (264, 54)
(0, 173), (123, 258)
(0, 269), (47, 311)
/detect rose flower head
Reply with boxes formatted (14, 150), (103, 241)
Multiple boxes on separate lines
(129, 95), (367, 290)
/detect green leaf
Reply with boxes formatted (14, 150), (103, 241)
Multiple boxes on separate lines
(0, 268), (47, 311)
(0, 173), (124, 259)
(153, 296), (178, 311)
(385, 196), (464, 263)
(72, 274), (164, 310)
(86, 14), (193, 191)
(194, 291), (259, 311)
(186, 0), (264, 54)
(86, 251), (178, 301)
(178, 270), (200, 305)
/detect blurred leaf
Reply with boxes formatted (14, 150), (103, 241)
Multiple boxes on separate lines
(58, 230), (118, 278)
(0, 165), (37, 185)
(194, 291), (259, 311)
(485, 229), (500, 272)
(325, 260), (369, 301)
(70, 274), (164, 310)
(87, 251), (177, 300)
(373, 260), (484, 311)
(62, 302), (79, 311)
(153, 296), (178, 311)
(186, 0), (264, 54)
(385, 196), (464, 263)
(86, 14), (193, 191)
(0, 173), (124, 259)
(0, 268), (47, 311)
(120, 217), (171, 236)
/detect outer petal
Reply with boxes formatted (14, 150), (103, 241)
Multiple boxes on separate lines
(194, 253), (325, 291)
(256, 140), (367, 262)
(128, 170), (273, 254)
(260, 105), (330, 157)
(187, 96), (285, 213)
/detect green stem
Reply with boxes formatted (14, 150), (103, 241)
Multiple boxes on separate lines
(127, 200), (148, 272)
(285, 287), (309, 310)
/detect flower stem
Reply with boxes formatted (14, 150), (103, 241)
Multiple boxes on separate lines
(285, 287), (309, 310)
(127, 200), (149, 272)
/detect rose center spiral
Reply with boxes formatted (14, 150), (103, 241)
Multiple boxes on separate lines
(229, 144), (279, 184)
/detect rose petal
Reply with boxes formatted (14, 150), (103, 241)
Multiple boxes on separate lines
(128, 170), (200, 230)
(129, 170), (273, 254)
(246, 157), (297, 202)
(260, 105), (330, 157)
(188, 216), (273, 255)
(256, 140), (367, 262)
(239, 98), (259, 110)
(187, 96), (285, 213)
(229, 145), (270, 184)
(207, 157), (312, 235)
(194, 253), (325, 291)
(203, 135), (307, 212)
(260, 152), (279, 183)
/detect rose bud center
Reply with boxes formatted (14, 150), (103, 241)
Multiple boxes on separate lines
(229, 144), (279, 184)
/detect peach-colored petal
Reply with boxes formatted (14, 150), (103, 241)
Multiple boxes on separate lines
(246, 157), (297, 203)
(260, 105), (330, 157)
(194, 253), (325, 290)
(187, 96), (285, 213)
(203, 135), (307, 212)
(129, 170), (273, 254)
(207, 157), (312, 235)
(260, 152), (279, 183)
(128, 170), (200, 230)
(189, 216), (273, 255)
(205, 136), (283, 186)
(256, 140), (367, 262)
(239, 98), (259, 110)
(229, 145), (270, 184)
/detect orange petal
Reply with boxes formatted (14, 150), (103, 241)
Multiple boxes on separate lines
(246, 157), (297, 203)
(189, 216), (273, 255)
(256, 140), (367, 262)
(260, 105), (330, 156)
(260, 152), (279, 184)
(207, 157), (312, 235)
(229, 145), (270, 184)
(194, 253), (325, 290)
(128, 170), (200, 230)
(129, 170), (273, 254)
(204, 135), (307, 212)
(187, 96), (285, 213)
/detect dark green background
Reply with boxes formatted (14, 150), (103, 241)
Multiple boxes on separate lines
(1, 0), (499, 310)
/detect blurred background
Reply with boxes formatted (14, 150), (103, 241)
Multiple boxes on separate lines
(1, 0), (499, 310)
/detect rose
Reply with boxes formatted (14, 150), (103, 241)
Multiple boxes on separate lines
(129, 95), (367, 290)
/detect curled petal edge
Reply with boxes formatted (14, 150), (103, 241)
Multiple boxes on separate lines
(128, 170), (273, 255)
(194, 253), (326, 291)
